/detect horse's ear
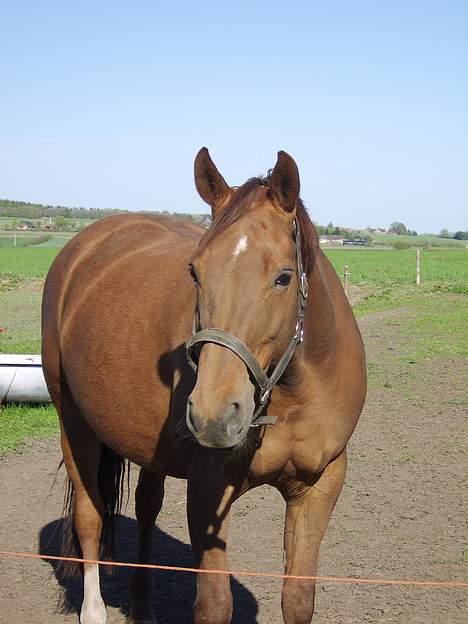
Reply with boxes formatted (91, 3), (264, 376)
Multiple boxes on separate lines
(194, 147), (231, 218)
(270, 151), (300, 214)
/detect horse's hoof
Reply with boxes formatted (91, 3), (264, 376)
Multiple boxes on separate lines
(128, 606), (158, 624)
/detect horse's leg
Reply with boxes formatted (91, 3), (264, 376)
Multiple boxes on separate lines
(279, 450), (347, 624)
(129, 470), (165, 624)
(60, 415), (107, 624)
(187, 456), (238, 624)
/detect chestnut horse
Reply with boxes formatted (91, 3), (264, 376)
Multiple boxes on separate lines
(42, 149), (366, 624)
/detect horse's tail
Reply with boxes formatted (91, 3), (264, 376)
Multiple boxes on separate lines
(60, 444), (129, 576)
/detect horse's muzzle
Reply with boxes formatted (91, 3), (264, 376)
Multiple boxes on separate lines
(186, 396), (249, 448)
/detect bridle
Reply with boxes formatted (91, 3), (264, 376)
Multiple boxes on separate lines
(185, 219), (309, 427)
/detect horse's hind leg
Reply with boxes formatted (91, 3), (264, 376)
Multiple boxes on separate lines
(60, 406), (107, 624)
(129, 469), (165, 624)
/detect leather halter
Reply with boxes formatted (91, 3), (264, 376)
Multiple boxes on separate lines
(185, 219), (309, 427)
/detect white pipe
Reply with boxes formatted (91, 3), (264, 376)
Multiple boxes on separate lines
(0, 354), (51, 403)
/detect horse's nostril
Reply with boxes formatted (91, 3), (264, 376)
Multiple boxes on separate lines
(225, 402), (244, 438)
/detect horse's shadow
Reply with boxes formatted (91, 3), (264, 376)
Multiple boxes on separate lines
(39, 515), (259, 623)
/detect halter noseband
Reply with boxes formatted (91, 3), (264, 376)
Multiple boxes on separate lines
(185, 219), (308, 427)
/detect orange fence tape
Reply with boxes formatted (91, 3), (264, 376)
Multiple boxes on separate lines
(0, 550), (466, 589)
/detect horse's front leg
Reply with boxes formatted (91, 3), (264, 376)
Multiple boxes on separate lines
(279, 450), (347, 624)
(187, 454), (239, 624)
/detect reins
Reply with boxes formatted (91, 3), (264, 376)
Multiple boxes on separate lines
(185, 219), (309, 427)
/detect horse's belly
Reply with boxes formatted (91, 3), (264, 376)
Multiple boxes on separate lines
(61, 325), (187, 476)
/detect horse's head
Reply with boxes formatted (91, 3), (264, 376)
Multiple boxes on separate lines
(186, 148), (313, 449)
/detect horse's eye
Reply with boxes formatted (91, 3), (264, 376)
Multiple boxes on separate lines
(189, 265), (200, 286)
(274, 273), (292, 288)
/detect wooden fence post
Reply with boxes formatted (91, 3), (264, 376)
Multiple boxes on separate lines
(416, 249), (421, 285)
(344, 264), (350, 298)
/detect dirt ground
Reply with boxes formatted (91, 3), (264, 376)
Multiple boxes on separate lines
(0, 307), (466, 623)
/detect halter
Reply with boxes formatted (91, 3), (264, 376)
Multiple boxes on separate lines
(185, 219), (308, 427)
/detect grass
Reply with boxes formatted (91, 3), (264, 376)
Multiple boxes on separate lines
(34, 235), (74, 247)
(0, 247), (59, 283)
(402, 294), (468, 360)
(371, 233), (465, 248)
(0, 404), (58, 456)
(325, 248), (468, 290)
(0, 283), (43, 353)
(0, 233), (53, 247)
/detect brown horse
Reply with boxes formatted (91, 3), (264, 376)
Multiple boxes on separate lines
(42, 149), (366, 624)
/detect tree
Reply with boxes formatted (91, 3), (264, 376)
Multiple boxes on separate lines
(453, 231), (468, 240)
(439, 229), (451, 238)
(389, 221), (408, 235)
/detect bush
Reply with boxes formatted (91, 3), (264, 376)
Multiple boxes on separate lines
(392, 240), (410, 250)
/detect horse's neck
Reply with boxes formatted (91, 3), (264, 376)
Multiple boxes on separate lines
(302, 257), (337, 363)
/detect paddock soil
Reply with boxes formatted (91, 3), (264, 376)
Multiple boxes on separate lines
(0, 306), (466, 623)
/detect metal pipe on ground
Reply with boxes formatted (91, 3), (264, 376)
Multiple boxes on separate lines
(0, 355), (51, 403)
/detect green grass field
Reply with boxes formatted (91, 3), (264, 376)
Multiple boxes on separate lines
(0, 404), (58, 455)
(0, 247), (60, 282)
(0, 231), (74, 248)
(371, 233), (465, 248)
(325, 248), (468, 289)
(0, 245), (467, 455)
(0, 233), (53, 248)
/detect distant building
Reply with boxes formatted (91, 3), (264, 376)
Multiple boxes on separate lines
(319, 235), (344, 246)
(343, 239), (368, 246)
(18, 220), (35, 230)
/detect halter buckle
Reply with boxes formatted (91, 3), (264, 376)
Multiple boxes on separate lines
(300, 272), (309, 300)
(260, 386), (271, 405)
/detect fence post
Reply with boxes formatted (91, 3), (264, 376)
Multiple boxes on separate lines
(416, 249), (421, 285)
(344, 264), (350, 298)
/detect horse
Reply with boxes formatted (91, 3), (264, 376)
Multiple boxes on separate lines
(41, 148), (366, 624)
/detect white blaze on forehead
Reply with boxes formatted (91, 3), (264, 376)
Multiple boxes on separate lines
(232, 235), (248, 257)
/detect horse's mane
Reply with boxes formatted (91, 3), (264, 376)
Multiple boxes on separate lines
(196, 175), (319, 275)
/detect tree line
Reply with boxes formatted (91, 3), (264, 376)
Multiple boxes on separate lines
(0, 199), (126, 220)
(0, 199), (210, 224)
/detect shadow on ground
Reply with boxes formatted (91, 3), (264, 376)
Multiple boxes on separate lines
(39, 515), (259, 623)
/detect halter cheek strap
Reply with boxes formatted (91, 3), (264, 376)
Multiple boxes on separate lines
(185, 219), (308, 427)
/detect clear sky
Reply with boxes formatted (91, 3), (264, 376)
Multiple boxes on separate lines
(1, 1), (466, 233)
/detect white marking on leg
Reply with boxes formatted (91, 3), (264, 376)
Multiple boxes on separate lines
(80, 563), (107, 624)
(232, 235), (248, 256)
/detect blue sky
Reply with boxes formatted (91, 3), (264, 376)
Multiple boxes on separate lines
(1, 1), (466, 232)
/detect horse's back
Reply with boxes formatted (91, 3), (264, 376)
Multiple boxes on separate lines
(45, 212), (200, 289)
